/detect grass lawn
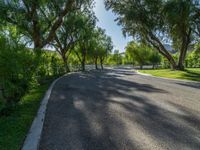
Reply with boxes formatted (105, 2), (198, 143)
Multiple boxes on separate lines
(0, 77), (56, 150)
(138, 68), (200, 82)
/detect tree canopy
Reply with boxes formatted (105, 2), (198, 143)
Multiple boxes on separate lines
(0, 0), (93, 49)
(105, 0), (200, 70)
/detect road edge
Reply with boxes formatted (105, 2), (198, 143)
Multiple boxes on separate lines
(21, 74), (69, 150)
(136, 70), (200, 83)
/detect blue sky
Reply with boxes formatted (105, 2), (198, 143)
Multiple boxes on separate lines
(94, 0), (132, 53)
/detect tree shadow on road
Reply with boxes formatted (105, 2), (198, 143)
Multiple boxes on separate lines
(175, 82), (200, 89)
(40, 70), (200, 150)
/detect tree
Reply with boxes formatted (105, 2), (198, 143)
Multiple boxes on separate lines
(0, 32), (36, 111)
(86, 28), (101, 70)
(99, 35), (113, 70)
(105, 0), (199, 70)
(88, 28), (113, 70)
(73, 12), (97, 71)
(149, 50), (162, 69)
(126, 42), (150, 69)
(186, 43), (200, 67)
(0, 0), (92, 49)
(108, 50), (123, 65)
(52, 11), (90, 72)
(192, 1), (200, 37)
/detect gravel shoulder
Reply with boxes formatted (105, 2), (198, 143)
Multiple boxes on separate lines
(39, 69), (200, 150)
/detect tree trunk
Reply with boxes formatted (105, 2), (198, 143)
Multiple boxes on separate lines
(152, 64), (155, 69)
(177, 29), (191, 71)
(42, 0), (75, 47)
(177, 61), (185, 70)
(95, 57), (98, 70)
(81, 61), (85, 71)
(156, 45), (177, 70)
(140, 65), (143, 70)
(177, 44), (187, 70)
(100, 59), (104, 70)
(81, 48), (86, 71)
(62, 54), (70, 73)
(101, 64), (104, 70)
(147, 32), (177, 70)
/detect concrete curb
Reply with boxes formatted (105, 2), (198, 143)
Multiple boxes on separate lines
(135, 71), (152, 77)
(136, 70), (200, 84)
(22, 74), (68, 150)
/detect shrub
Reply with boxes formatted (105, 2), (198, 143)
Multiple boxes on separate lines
(0, 34), (36, 114)
(186, 44), (200, 68)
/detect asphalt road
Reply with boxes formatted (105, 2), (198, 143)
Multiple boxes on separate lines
(39, 68), (200, 150)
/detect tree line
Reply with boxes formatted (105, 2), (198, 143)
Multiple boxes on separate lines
(107, 42), (200, 69)
(105, 0), (200, 70)
(0, 0), (113, 115)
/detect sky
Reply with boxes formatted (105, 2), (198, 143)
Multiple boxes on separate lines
(93, 0), (132, 53)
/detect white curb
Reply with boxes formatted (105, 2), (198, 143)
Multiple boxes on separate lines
(135, 70), (152, 77)
(22, 74), (67, 150)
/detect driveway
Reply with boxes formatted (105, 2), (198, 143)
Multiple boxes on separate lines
(39, 69), (200, 150)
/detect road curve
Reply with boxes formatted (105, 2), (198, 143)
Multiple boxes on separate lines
(39, 69), (200, 150)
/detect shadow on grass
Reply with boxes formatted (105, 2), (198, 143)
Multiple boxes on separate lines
(184, 69), (200, 78)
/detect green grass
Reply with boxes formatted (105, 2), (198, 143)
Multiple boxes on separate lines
(139, 68), (200, 82)
(0, 78), (55, 150)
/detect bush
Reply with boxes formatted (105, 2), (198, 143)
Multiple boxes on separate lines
(0, 35), (38, 114)
(186, 44), (200, 68)
(0, 33), (65, 115)
(36, 51), (65, 79)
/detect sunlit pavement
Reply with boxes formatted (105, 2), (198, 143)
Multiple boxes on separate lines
(39, 68), (200, 150)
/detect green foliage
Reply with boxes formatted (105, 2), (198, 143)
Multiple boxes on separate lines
(68, 10), (97, 71)
(0, 33), (63, 115)
(0, 34), (36, 112)
(87, 27), (113, 69)
(149, 50), (162, 68)
(0, 79), (53, 150)
(126, 42), (149, 68)
(186, 43), (200, 68)
(0, 0), (93, 49)
(106, 50), (123, 65)
(36, 51), (64, 79)
(122, 53), (133, 65)
(52, 9), (97, 72)
(161, 57), (171, 69)
(125, 42), (161, 69)
(105, 0), (200, 70)
(139, 68), (200, 82)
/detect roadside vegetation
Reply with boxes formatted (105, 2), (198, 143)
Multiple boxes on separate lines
(0, 78), (54, 150)
(105, 0), (200, 81)
(0, 1), (114, 115)
(0, 0), (200, 149)
(106, 0), (200, 70)
(0, 1), (113, 149)
(139, 68), (200, 82)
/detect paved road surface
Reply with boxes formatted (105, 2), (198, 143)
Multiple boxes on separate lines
(39, 69), (200, 150)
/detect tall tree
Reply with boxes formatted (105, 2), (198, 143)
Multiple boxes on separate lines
(87, 30), (100, 70)
(73, 11), (96, 71)
(52, 11), (91, 72)
(105, 0), (198, 70)
(0, 0), (91, 49)
(98, 34), (113, 70)
(149, 50), (162, 69)
(126, 42), (151, 69)
(192, 1), (200, 37)
(87, 27), (113, 70)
